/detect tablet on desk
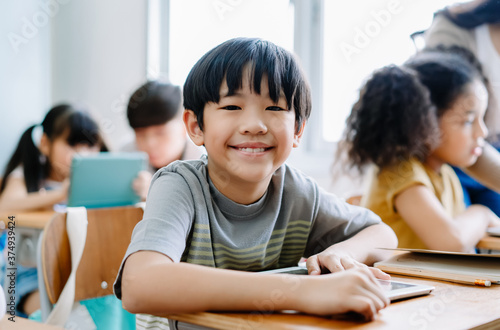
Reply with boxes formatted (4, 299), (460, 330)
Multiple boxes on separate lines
(378, 279), (434, 301)
(67, 152), (147, 208)
(261, 266), (434, 301)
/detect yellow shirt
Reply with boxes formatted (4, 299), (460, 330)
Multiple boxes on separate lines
(362, 159), (465, 249)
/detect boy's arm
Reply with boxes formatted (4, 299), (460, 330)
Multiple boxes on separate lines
(121, 250), (389, 320)
(464, 143), (500, 193)
(306, 223), (397, 277)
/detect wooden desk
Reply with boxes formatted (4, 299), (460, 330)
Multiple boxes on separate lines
(0, 211), (55, 267)
(477, 235), (500, 251)
(166, 275), (500, 330)
(1, 211), (55, 306)
(0, 315), (62, 329)
(0, 210), (55, 229)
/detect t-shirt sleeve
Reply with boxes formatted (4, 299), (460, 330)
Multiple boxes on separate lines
(424, 14), (475, 50)
(304, 184), (381, 257)
(378, 161), (433, 215)
(113, 169), (195, 299)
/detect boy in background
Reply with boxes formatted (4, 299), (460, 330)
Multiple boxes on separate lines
(114, 38), (397, 328)
(123, 81), (204, 199)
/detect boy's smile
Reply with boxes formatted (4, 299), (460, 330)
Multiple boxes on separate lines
(185, 69), (305, 204)
(230, 141), (272, 155)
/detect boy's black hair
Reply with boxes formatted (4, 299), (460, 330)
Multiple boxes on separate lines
(127, 81), (182, 129)
(1, 104), (106, 193)
(183, 37), (311, 133)
(341, 49), (486, 170)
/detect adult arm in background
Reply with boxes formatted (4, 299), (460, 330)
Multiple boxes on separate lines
(464, 143), (500, 193)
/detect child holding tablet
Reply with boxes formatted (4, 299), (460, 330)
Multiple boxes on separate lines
(0, 104), (106, 316)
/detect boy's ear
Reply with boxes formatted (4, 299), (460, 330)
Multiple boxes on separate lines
(293, 121), (306, 148)
(39, 133), (50, 156)
(183, 110), (205, 146)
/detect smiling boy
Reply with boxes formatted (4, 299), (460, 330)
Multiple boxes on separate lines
(114, 38), (397, 328)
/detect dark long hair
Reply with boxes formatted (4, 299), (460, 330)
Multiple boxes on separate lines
(438, 0), (500, 28)
(1, 104), (106, 193)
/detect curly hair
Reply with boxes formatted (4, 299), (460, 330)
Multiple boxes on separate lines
(340, 65), (440, 170)
(340, 49), (486, 171)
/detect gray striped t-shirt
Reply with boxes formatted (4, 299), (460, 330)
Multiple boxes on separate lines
(113, 156), (380, 326)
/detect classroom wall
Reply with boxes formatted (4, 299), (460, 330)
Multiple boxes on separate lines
(50, 0), (147, 151)
(0, 0), (147, 173)
(0, 1), (52, 173)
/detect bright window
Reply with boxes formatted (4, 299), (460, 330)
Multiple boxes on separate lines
(167, 0), (294, 87)
(322, 0), (461, 142)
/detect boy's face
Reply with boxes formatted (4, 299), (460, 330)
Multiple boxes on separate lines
(134, 118), (187, 169)
(187, 70), (304, 201)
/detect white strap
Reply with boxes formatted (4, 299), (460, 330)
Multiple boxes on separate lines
(135, 201), (146, 211)
(46, 207), (88, 326)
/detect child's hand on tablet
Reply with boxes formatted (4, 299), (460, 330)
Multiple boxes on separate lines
(306, 248), (391, 280)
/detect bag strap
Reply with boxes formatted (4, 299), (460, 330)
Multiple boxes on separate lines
(46, 206), (88, 326)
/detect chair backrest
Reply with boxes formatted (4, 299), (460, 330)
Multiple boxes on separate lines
(40, 205), (144, 304)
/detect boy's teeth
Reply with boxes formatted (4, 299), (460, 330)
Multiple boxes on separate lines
(238, 147), (265, 153)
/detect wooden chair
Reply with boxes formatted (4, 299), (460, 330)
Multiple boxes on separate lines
(37, 205), (144, 322)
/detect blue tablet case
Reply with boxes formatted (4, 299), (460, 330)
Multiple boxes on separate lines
(68, 152), (148, 208)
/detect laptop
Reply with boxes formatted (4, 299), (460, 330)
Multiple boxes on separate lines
(67, 152), (148, 208)
(260, 266), (434, 301)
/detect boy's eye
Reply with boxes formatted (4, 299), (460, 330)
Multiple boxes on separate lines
(221, 105), (241, 110)
(266, 106), (287, 111)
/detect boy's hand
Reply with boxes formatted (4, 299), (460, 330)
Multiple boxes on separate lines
(306, 248), (390, 280)
(60, 178), (70, 200)
(297, 268), (389, 320)
(132, 171), (153, 201)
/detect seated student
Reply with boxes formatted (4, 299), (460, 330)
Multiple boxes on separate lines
(114, 38), (398, 328)
(424, 0), (500, 216)
(0, 104), (106, 317)
(339, 48), (500, 252)
(123, 81), (204, 200)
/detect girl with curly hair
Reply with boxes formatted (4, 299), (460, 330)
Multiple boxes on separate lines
(340, 49), (500, 252)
